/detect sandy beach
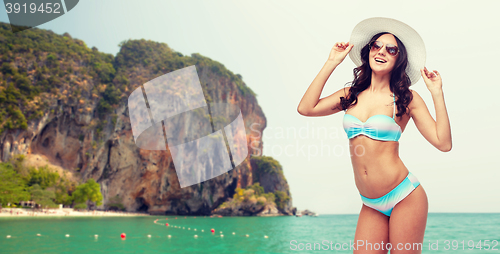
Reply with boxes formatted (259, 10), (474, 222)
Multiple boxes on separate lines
(0, 208), (150, 217)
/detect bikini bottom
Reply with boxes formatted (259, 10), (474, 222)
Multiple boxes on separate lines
(360, 172), (420, 216)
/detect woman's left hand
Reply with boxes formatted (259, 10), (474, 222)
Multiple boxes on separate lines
(420, 67), (442, 92)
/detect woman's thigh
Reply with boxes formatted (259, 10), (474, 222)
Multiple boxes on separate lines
(389, 185), (429, 254)
(354, 204), (390, 254)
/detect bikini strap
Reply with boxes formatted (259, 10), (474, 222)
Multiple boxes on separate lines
(392, 92), (396, 119)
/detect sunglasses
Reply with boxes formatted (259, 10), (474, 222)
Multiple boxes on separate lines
(369, 41), (399, 57)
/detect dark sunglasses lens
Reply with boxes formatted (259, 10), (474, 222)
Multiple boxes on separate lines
(370, 41), (382, 50)
(386, 44), (398, 56)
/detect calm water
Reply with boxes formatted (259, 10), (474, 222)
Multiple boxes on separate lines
(0, 213), (499, 253)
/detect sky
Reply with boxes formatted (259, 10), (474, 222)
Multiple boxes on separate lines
(1, 0), (499, 214)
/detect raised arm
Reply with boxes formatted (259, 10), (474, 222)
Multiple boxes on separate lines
(409, 67), (452, 152)
(297, 42), (354, 117)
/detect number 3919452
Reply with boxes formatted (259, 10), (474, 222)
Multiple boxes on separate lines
(5, 2), (62, 14)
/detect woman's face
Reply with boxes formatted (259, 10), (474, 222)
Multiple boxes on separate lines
(368, 33), (398, 75)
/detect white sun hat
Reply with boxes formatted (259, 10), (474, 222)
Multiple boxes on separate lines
(348, 17), (426, 86)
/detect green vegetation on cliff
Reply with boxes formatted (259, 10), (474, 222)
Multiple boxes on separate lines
(251, 155), (285, 182)
(114, 39), (255, 96)
(218, 183), (276, 209)
(250, 156), (291, 210)
(0, 22), (255, 138)
(0, 155), (101, 208)
(218, 182), (290, 212)
(0, 23), (116, 135)
(274, 190), (290, 210)
(216, 156), (291, 214)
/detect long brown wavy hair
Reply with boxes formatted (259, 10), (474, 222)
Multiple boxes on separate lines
(336, 32), (413, 118)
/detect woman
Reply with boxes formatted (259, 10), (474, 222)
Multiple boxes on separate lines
(297, 18), (452, 253)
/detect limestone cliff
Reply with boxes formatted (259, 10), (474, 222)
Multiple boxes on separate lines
(0, 22), (293, 215)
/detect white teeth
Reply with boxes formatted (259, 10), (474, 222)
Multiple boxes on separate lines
(375, 58), (386, 63)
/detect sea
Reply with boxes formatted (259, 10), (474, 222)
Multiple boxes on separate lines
(0, 213), (499, 253)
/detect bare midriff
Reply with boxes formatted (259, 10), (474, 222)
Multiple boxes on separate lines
(349, 135), (409, 199)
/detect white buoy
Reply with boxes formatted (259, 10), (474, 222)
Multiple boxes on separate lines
(167, 235), (172, 238)
(6, 235), (11, 238)
(188, 228), (190, 230)
(36, 234), (41, 236)
(245, 234), (249, 237)
(194, 235), (198, 238)
(65, 234), (70, 237)
(264, 235), (269, 238)
(232, 232), (235, 235)
(182, 227), (185, 229)
(220, 231), (223, 234)
(194, 229), (197, 231)
(220, 234), (224, 237)
(201, 230), (204, 232)
(94, 234), (98, 238)
(147, 235), (151, 238)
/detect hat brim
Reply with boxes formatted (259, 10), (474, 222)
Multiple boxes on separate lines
(348, 17), (426, 86)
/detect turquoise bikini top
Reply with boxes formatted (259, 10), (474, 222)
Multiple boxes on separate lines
(343, 92), (402, 142)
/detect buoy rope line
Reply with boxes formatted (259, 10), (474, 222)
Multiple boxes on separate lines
(153, 219), (269, 239)
(4, 218), (270, 239)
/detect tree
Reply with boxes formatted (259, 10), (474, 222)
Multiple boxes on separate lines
(0, 163), (30, 206)
(248, 183), (264, 196)
(72, 178), (103, 208)
(74, 203), (87, 209)
(46, 53), (58, 67)
(27, 165), (60, 189)
(29, 184), (56, 208)
(54, 184), (73, 206)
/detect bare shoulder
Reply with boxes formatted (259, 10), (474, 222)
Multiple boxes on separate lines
(337, 86), (352, 96)
(328, 86), (352, 101)
(334, 86), (352, 104)
(408, 89), (426, 116)
(326, 86), (352, 108)
(409, 89), (424, 104)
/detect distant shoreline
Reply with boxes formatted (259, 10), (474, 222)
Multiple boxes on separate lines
(0, 208), (150, 217)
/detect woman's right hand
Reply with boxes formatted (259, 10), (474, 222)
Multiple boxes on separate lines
(328, 42), (354, 65)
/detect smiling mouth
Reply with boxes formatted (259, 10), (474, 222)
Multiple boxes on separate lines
(375, 58), (386, 63)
